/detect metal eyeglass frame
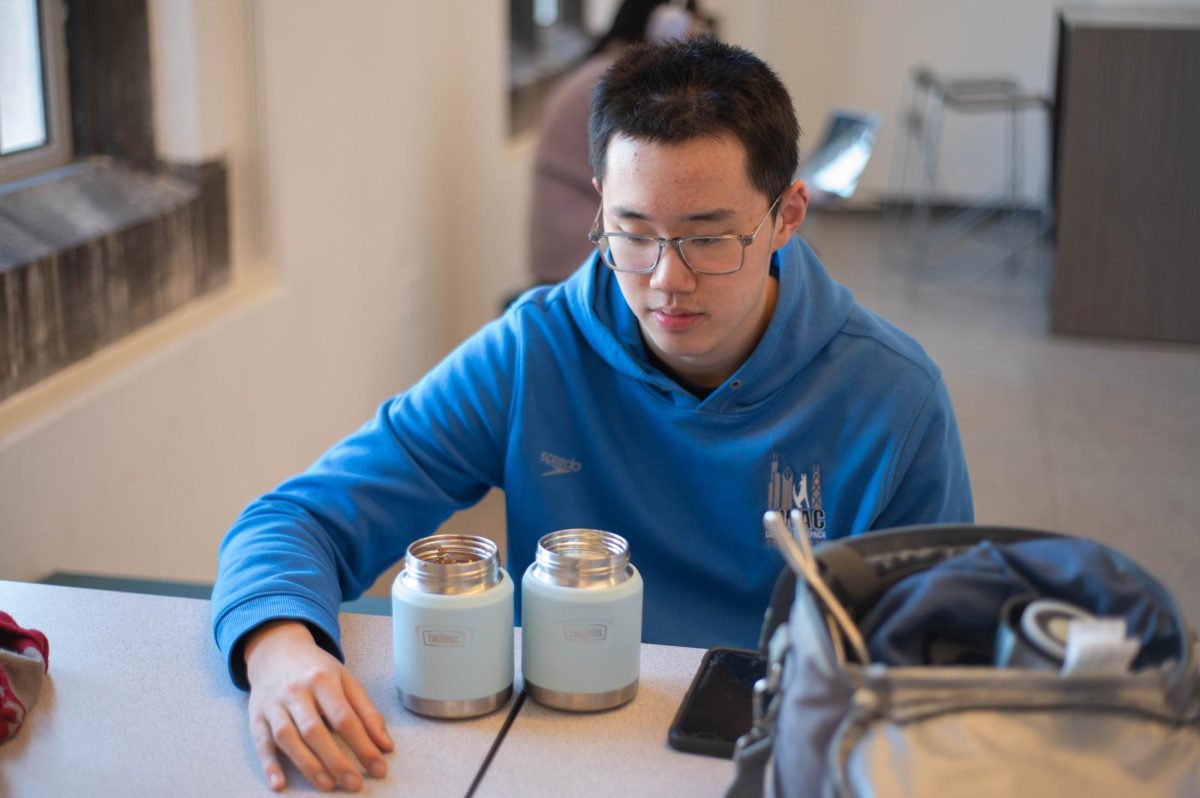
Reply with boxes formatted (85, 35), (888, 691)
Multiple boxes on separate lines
(587, 193), (784, 275)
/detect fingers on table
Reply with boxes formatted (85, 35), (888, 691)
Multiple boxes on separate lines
(343, 672), (395, 753)
(273, 697), (346, 792)
(313, 677), (389, 781)
(254, 672), (393, 792)
(250, 716), (287, 792)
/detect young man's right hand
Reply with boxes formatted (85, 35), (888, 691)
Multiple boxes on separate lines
(243, 620), (394, 792)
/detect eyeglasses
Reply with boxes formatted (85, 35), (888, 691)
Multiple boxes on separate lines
(587, 193), (783, 275)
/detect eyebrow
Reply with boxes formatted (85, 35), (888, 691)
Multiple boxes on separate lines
(609, 205), (738, 224)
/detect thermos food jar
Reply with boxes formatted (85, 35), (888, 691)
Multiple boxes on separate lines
(392, 534), (514, 718)
(521, 529), (643, 711)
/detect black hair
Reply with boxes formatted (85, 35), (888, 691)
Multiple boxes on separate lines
(589, 36), (800, 205)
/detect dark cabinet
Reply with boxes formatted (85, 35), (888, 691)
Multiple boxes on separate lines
(1052, 7), (1200, 342)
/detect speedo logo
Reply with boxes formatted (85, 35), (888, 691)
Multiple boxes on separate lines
(420, 628), (467, 648)
(540, 451), (582, 476)
(563, 623), (607, 642)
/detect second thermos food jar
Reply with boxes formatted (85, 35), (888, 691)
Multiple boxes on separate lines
(521, 529), (643, 711)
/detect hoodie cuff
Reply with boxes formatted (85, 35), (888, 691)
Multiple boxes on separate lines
(215, 594), (343, 691)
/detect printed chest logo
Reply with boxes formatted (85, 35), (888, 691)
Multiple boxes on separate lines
(766, 453), (827, 543)
(540, 451), (582, 476)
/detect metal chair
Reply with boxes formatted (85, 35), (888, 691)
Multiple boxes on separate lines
(893, 66), (1053, 281)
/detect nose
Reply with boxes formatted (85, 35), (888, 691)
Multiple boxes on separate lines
(648, 242), (697, 294)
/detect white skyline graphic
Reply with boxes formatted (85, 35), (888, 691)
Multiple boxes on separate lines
(767, 453), (825, 542)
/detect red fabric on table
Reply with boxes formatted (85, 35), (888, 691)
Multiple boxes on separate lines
(1, 611), (50, 743)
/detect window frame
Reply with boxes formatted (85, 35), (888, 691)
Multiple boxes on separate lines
(0, 0), (232, 403)
(0, 0), (73, 183)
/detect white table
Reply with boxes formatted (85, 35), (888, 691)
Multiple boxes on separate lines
(0, 581), (736, 796)
(478, 640), (735, 797)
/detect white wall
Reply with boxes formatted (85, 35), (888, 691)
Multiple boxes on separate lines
(754, 0), (1058, 204)
(3, 0), (1196, 586)
(718, 0), (1200, 206)
(0, 0), (525, 585)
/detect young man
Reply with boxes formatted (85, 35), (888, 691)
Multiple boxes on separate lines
(213, 37), (972, 792)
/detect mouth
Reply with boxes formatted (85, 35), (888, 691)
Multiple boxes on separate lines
(651, 307), (701, 332)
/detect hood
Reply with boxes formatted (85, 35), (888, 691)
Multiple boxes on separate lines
(565, 236), (857, 412)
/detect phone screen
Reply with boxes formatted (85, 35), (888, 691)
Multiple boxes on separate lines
(667, 646), (766, 758)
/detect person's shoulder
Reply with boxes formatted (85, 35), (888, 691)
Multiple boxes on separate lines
(505, 280), (571, 318)
(490, 280), (581, 346)
(835, 305), (943, 385)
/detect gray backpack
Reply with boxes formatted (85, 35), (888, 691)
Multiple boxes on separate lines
(728, 514), (1200, 798)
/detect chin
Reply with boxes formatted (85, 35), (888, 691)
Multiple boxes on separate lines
(647, 334), (711, 361)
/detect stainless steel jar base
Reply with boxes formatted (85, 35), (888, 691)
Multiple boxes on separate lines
(399, 684), (513, 719)
(525, 679), (638, 711)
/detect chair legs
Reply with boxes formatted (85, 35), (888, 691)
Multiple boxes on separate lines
(893, 67), (1052, 284)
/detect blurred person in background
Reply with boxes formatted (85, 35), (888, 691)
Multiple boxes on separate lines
(529, 0), (708, 285)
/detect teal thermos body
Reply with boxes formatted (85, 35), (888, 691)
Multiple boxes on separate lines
(392, 534), (514, 718)
(521, 529), (643, 711)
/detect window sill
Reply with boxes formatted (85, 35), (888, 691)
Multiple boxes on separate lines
(0, 267), (280, 442)
(0, 156), (230, 401)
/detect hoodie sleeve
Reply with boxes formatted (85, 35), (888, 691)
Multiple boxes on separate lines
(211, 315), (519, 689)
(872, 375), (974, 530)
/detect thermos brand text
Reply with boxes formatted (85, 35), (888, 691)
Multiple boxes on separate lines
(563, 623), (607, 641)
(420, 628), (468, 647)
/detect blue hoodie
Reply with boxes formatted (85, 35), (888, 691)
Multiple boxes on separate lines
(212, 237), (972, 687)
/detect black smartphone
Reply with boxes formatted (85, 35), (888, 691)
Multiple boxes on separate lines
(667, 646), (766, 758)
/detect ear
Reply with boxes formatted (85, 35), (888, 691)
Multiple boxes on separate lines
(771, 180), (808, 250)
(592, 177), (603, 196)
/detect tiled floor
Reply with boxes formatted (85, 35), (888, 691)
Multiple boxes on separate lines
(803, 208), (1200, 617)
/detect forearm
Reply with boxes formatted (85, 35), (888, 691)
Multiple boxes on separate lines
(211, 496), (350, 687)
(212, 320), (518, 687)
